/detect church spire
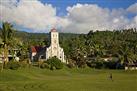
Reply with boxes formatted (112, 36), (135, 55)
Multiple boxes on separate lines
(51, 28), (56, 32)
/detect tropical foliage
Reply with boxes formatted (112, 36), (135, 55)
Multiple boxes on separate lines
(0, 22), (137, 70)
(46, 57), (63, 70)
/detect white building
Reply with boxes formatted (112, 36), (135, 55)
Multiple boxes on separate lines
(46, 28), (65, 63)
(30, 28), (66, 63)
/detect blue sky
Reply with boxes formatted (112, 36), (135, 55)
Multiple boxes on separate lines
(41, 0), (137, 16)
(0, 0), (137, 33)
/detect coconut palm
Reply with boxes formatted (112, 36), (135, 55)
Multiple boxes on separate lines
(0, 38), (4, 72)
(0, 47), (4, 72)
(0, 22), (15, 65)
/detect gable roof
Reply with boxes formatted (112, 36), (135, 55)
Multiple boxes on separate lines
(31, 46), (46, 53)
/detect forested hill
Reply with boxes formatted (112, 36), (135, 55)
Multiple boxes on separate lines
(14, 31), (78, 40)
(0, 28), (137, 68)
(13, 30), (80, 46)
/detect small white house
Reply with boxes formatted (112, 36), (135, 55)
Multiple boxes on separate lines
(125, 64), (137, 70)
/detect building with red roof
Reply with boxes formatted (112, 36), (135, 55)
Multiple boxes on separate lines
(30, 28), (66, 63)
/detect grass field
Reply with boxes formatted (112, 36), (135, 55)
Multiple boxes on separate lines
(0, 67), (136, 91)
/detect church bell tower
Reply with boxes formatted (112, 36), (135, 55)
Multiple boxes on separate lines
(50, 28), (59, 57)
(46, 28), (65, 63)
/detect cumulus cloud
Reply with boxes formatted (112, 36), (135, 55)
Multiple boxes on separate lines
(125, 15), (137, 29)
(0, 0), (137, 33)
(62, 4), (136, 33)
(0, 0), (58, 32)
(127, 3), (137, 14)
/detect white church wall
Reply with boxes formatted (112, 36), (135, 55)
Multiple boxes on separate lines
(45, 28), (66, 63)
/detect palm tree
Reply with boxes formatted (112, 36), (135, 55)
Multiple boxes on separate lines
(0, 37), (4, 72)
(0, 22), (15, 66)
(0, 47), (4, 72)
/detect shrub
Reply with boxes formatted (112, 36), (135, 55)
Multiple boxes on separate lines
(6, 61), (20, 70)
(89, 63), (96, 68)
(19, 60), (29, 68)
(47, 57), (63, 70)
(77, 60), (87, 68)
(40, 63), (50, 69)
(95, 61), (103, 69)
(67, 62), (75, 68)
(103, 61), (117, 69)
(0, 63), (2, 70)
(116, 62), (124, 69)
(87, 60), (103, 69)
(67, 59), (75, 68)
(107, 57), (119, 69)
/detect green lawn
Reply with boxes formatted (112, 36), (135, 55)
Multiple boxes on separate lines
(0, 67), (136, 91)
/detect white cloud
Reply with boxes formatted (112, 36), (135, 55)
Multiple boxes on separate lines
(62, 4), (137, 33)
(0, 0), (58, 32)
(127, 3), (137, 14)
(126, 15), (137, 29)
(0, 1), (137, 33)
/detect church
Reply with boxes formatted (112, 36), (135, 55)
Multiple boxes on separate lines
(30, 28), (66, 63)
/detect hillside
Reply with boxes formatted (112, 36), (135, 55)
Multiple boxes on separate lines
(0, 28), (137, 69)
(14, 30), (79, 41)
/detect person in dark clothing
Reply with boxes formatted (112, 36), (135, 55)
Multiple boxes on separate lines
(109, 73), (113, 81)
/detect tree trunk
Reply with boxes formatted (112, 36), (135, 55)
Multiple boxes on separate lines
(4, 44), (9, 67)
(1, 52), (4, 72)
(1, 59), (3, 72)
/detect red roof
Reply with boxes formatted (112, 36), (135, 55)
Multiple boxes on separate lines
(51, 28), (56, 32)
(31, 46), (44, 53)
(31, 46), (37, 52)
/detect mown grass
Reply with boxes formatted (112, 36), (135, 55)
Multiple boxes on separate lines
(0, 67), (136, 91)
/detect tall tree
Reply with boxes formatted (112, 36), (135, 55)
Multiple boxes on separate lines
(0, 38), (4, 72)
(0, 22), (15, 65)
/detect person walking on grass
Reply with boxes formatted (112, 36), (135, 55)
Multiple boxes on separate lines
(109, 73), (113, 81)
